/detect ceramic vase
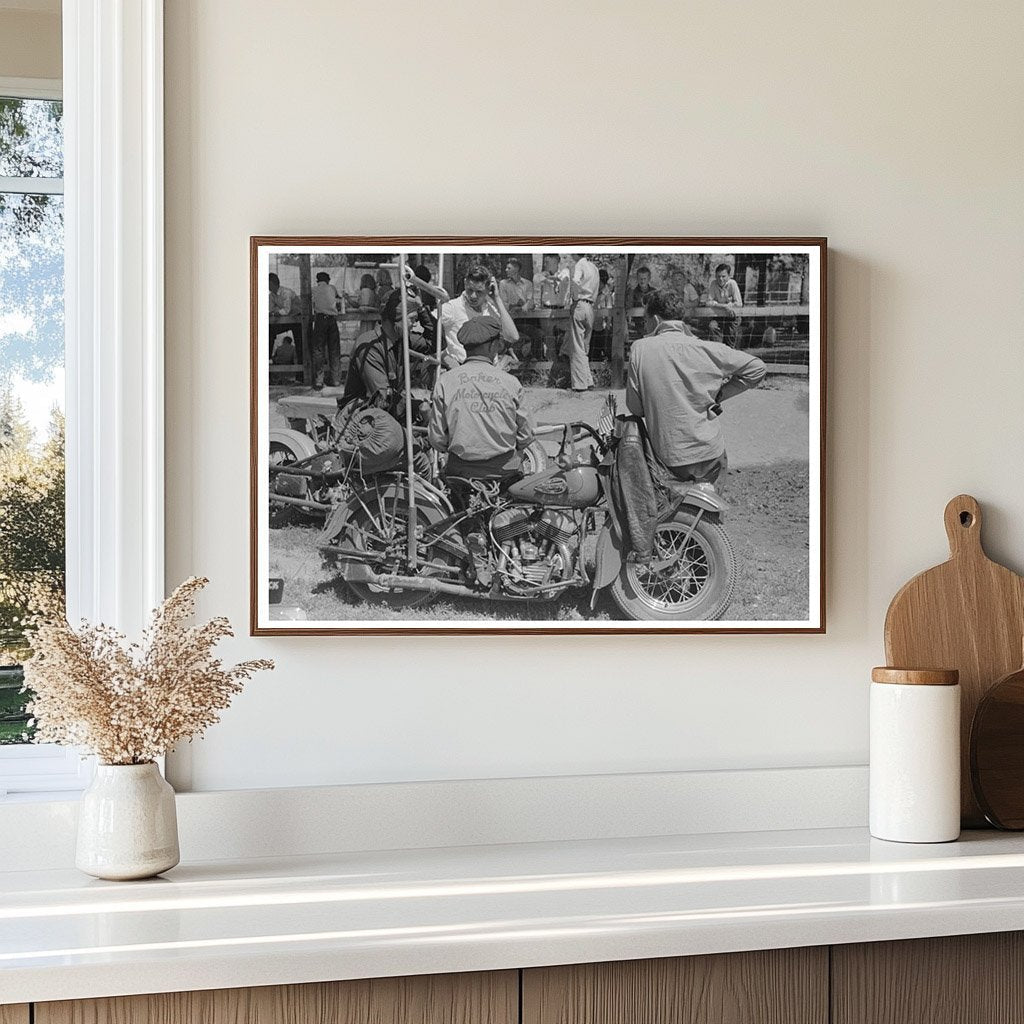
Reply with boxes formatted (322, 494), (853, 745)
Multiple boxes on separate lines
(76, 762), (180, 880)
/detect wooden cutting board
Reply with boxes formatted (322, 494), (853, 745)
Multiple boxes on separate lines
(884, 494), (1024, 826)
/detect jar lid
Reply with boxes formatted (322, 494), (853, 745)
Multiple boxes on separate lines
(871, 667), (959, 686)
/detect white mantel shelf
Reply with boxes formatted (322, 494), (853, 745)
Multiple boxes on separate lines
(4, 826), (1024, 1004)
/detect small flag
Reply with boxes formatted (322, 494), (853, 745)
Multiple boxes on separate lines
(597, 394), (616, 438)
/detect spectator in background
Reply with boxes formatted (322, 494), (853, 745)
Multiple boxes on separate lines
(593, 268), (615, 358)
(533, 253), (570, 308)
(626, 289), (766, 490)
(310, 271), (343, 390)
(269, 272), (298, 317)
(271, 333), (296, 365)
(669, 267), (700, 316)
(375, 268), (394, 310)
(629, 266), (655, 310)
(706, 262), (743, 347)
(357, 273), (379, 308)
(532, 253), (570, 360)
(565, 254), (600, 392)
(498, 257), (534, 311)
(440, 264), (519, 366)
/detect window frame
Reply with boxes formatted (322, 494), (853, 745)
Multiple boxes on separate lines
(0, 0), (165, 797)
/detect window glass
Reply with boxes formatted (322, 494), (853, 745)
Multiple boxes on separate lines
(0, 98), (65, 746)
(0, 98), (63, 178)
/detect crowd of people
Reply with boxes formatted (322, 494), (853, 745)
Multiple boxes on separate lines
(306, 260), (767, 497)
(270, 255), (769, 500)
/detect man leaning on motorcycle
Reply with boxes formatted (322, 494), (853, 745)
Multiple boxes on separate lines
(626, 288), (767, 491)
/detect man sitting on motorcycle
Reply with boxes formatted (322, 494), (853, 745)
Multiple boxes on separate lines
(626, 288), (767, 490)
(427, 316), (535, 483)
(339, 288), (434, 417)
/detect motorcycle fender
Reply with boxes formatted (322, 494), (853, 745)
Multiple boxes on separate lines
(593, 522), (624, 592)
(322, 477), (453, 547)
(660, 487), (728, 521)
(270, 428), (317, 462)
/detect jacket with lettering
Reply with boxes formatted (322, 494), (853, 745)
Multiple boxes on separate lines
(428, 356), (535, 462)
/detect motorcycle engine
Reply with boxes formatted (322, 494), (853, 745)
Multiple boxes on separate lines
(490, 508), (577, 596)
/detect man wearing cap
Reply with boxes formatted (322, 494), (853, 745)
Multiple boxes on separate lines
(340, 289), (433, 416)
(428, 316), (535, 481)
(310, 271), (343, 390)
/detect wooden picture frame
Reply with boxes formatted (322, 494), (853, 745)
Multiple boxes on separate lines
(251, 237), (827, 635)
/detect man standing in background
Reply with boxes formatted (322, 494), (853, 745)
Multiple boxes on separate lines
(706, 262), (743, 347)
(269, 272), (298, 317)
(310, 271), (343, 390)
(566, 254), (600, 392)
(498, 257), (534, 311)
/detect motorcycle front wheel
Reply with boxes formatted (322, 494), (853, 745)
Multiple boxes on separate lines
(609, 512), (737, 621)
(330, 492), (454, 609)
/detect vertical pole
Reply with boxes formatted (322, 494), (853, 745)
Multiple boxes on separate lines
(610, 254), (629, 388)
(434, 253), (445, 366)
(430, 254), (444, 479)
(398, 253), (418, 567)
(298, 254), (313, 385)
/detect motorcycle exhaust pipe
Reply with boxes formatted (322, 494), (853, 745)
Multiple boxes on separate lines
(376, 573), (481, 599)
(271, 494), (332, 512)
(340, 562), (480, 599)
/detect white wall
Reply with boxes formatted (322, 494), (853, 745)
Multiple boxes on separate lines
(164, 0), (1024, 792)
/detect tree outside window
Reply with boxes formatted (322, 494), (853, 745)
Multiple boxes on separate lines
(0, 95), (65, 744)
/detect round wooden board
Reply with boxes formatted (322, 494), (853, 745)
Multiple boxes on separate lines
(971, 664), (1024, 829)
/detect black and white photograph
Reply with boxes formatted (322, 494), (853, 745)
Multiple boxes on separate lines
(251, 238), (825, 634)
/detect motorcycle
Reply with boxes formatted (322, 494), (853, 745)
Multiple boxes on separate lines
(319, 415), (738, 622)
(269, 389), (549, 519)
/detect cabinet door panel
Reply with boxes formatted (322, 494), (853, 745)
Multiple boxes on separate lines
(36, 970), (518, 1024)
(832, 932), (1024, 1024)
(523, 949), (827, 1024)
(0, 1007), (30, 1024)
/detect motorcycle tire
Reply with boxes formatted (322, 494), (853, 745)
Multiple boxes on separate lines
(609, 511), (737, 621)
(333, 492), (454, 610)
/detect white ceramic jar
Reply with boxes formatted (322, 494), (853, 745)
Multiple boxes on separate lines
(870, 667), (961, 843)
(76, 762), (180, 880)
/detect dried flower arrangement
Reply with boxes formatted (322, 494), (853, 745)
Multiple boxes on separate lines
(22, 577), (273, 765)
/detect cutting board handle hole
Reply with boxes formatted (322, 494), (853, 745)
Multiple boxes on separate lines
(960, 511), (974, 527)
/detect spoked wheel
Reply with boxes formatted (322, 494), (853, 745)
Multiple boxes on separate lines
(610, 512), (737, 621)
(324, 488), (454, 609)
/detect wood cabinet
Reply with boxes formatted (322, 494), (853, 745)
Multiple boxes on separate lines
(831, 932), (1024, 1024)
(522, 948), (828, 1024)
(34, 971), (517, 1024)
(13, 933), (1024, 1024)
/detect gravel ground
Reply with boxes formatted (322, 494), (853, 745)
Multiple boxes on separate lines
(267, 380), (812, 624)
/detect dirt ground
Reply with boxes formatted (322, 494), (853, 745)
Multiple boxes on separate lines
(267, 377), (811, 624)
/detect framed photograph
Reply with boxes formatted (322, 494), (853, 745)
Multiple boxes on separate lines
(251, 237), (826, 635)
